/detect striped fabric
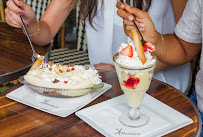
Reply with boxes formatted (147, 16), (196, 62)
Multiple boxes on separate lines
(50, 1), (90, 66)
(49, 49), (90, 65)
(24, 0), (50, 19)
(76, 1), (87, 51)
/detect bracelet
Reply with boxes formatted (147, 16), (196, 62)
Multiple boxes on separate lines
(23, 19), (40, 37)
(156, 34), (164, 56)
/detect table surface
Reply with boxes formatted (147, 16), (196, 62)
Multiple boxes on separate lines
(0, 21), (50, 84)
(0, 70), (201, 137)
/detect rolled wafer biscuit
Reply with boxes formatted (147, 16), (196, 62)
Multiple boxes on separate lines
(29, 56), (44, 71)
(131, 29), (146, 64)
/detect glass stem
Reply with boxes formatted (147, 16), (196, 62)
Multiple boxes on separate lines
(129, 108), (140, 120)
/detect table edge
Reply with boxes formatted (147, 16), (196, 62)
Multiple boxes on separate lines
(152, 78), (202, 137)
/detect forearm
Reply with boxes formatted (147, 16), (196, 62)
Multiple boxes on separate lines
(25, 19), (53, 46)
(24, 0), (75, 46)
(154, 32), (201, 65)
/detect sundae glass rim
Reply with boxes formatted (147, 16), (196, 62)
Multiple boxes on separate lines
(113, 52), (157, 70)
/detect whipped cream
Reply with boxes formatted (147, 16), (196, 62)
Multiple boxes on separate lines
(26, 63), (102, 85)
(116, 42), (156, 68)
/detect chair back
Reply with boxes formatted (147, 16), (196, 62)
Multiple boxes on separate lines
(24, 0), (51, 19)
(76, 0), (87, 52)
(0, 0), (5, 21)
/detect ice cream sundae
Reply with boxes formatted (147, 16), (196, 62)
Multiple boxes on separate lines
(113, 29), (157, 127)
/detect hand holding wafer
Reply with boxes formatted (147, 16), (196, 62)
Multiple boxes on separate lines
(131, 29), (146, 64)
(29, 56), (44, 71)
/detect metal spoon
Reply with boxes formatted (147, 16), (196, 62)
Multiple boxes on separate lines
(12, 0), (40, 63)
(120, 0), (146, 44)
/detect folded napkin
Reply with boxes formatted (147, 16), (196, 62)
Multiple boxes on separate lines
(76, 94), (193, 137)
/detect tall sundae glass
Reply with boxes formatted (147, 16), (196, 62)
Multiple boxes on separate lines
(113, 49), (157, 127)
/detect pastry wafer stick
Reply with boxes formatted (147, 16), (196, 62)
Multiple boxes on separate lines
(29, 56), (44, 71)
(131, 29), (146, 64)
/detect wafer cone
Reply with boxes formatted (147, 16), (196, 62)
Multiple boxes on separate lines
(29, 56), (44, 71)
(131, 29), (146, 64)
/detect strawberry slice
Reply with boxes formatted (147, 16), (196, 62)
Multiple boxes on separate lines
(120, 45), (133, 58)
(143, 46), (147, 52)
(143, 42), (155, 51)
(123, 77), (140, 90)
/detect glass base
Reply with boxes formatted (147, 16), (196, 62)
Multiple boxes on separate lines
(119, 112), (149, 127)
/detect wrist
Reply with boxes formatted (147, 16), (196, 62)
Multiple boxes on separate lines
(27, 18), (38, 31)
(24, 18), (40, 37)
(154, 31), (164, 56)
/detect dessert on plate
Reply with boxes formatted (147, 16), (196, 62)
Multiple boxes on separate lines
(114, 37), (156, 108)
(113, 29), (157, 127)
(22, 57), (103, 97)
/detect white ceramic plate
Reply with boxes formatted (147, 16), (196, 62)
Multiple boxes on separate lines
(6, 83), (112, 117)
(76, 94), (193, 137)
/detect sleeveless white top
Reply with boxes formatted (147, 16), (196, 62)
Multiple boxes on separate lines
(85, 0), (191, 94)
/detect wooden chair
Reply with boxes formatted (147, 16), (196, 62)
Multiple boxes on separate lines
(49, 1), (90, 66)
(0, 0), (5, 21)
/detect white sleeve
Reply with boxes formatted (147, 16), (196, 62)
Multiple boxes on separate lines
(175, 0), (202, 43)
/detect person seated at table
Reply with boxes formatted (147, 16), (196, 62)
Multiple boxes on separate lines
(5, 0), (189, 94)
(116, 0), (203, 135)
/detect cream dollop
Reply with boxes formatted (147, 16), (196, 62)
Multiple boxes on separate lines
(116, 42), (156, 68)
(26, 63), (102, 85)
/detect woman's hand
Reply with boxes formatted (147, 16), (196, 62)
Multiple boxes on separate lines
(94, 62), (115, 70)
(116, 2), (159, 44)
(5, 0), (36, 28)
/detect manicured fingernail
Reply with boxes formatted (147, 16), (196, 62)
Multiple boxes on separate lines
(128, 16), (133, 21)
(24, 22), (29, 27)
(18, 11), (23, 15)
(140, 23), (145, 27)
(121, 4), (125, 8)
(140, 27), (144, 31)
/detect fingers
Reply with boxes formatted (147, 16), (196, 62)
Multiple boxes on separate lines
(117, 2), (148, 22)
(116, 2), (125, 9)
(7, 8), (21, 24)
(124, 5), (148, 19)
(13, 0), (30, 11)
(123, 19), (144, 39)
(5, 0), (31, 28)
(5, 8), (22, 28)
(117, 8), (134, 22)
(6, 0), (23, 15)
(94, 63), (115, 70)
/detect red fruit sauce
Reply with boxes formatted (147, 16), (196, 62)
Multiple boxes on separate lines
(122, 75), (140, 90)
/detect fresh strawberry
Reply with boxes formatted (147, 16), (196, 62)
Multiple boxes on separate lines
(143, 42), (155, 51)
(120, 45), (133, 58)
(143, 46), (147, 52)
(123, 77), (140, 90)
